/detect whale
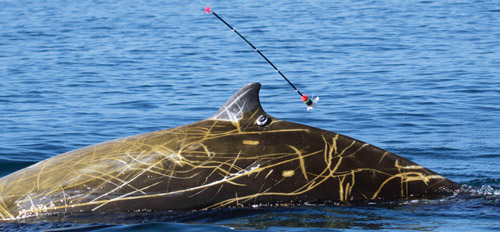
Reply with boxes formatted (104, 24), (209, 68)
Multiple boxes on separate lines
(0, 83), (458, 221)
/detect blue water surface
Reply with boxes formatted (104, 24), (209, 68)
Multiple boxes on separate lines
(1, 0), (499, 231)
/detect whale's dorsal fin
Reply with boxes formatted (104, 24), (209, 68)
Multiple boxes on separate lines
(210, 83), (265, 122)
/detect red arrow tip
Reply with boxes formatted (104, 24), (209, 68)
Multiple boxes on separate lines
(204, 6), (211, 14)
(301, 95), (309, 102)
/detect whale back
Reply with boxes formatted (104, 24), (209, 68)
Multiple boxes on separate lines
(0, 83), (458, 221)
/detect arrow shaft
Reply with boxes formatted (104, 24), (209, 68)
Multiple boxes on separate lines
(211, 11), (303, 96)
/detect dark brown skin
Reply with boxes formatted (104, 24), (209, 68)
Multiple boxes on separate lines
(0, 83), (458, 221)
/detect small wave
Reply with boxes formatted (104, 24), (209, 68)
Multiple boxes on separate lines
(107, 100), (158, 110)
(0, 159), (37, 177)
(471, 154), (500, 159)
(455, 179), (500, 197)
(43, 222), (235, 232)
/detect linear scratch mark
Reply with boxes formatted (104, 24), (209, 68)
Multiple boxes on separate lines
(288, 146), (308, 181)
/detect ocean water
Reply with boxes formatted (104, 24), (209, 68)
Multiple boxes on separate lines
(1, 0), (499, 231)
